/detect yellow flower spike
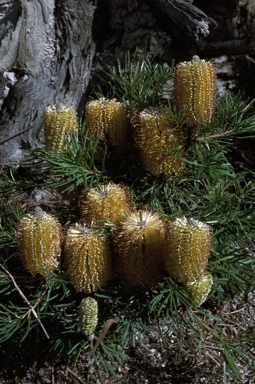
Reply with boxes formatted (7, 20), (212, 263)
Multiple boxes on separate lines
(114, 210), (166, 288)
(164, 217), (212, 284)
(79, 297), (98, 338)
(64, 223), (113, 293)
(85, 98), (129, 146)
(185, 271), (213, 307)
(174, 56), (217, 127)
(135, 109), (185, 178)
(85, 99), (106, 140)
(43, 103), (78, 150)
(17, 207), (62, 276)
(78, 182), (134, 225)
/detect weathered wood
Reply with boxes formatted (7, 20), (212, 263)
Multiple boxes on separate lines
(147, 0), (217, 42)
(0, 0), (55, 75)
(0, 0), (21, 42)
(0, 0), (96, 165)
(201, 39), (251, 57)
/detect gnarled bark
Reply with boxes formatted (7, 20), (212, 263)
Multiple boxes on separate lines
(0, 0), (96, 164)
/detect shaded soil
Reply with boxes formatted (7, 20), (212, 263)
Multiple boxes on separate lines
(0, 291), (254, 383)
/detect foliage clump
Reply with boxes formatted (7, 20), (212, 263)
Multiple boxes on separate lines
(0, 52), (255, 381)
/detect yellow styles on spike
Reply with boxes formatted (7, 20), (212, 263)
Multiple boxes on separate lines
(85, 98), (129, 146)
(185, 270), (213, 307)
(174, 56), (217, 127)
(135, 109), (185, 178)
(17, 207), (62, 276)
(114, 210), (166, 288)
(43, 103), (78, 150)
(64, 223), (113, 293)
(78, 182), (134, 225)
(164, 217), (212, 284)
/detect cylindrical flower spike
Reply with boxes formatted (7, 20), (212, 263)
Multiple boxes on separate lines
(185, 271), (213, 307)
(114, 211), (166, 288)
(164, 217), (212, 284)
(64, 223), (113, 293)
(17, 207), (62, 276)
(43, 103), (78, 150)
(174, 56), (217, 127)
(85, 98), (129, 146)
(135, 109), (185, 178)
(79, 297), (98, 338)
(78, 182), (134, 225)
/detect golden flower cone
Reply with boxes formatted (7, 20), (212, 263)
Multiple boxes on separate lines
(164, 217), (212, 284)
(43, 103), (78, 150)
(185, 271), (213, 307)
(79, 297), (98, 338)
(78, 182), (134, 224)
(135, 109), (185, 178)
(17, 207), (62, 276)
(174, 56), (217, 127)
(85, 98), (129, 146)
(64, 223), (113, 293)
(114, 210), (166, 288)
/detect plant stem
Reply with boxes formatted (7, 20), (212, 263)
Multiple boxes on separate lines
(0, 263), (49, 339)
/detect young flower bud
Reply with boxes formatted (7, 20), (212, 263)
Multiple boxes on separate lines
(185, 271), (213, 307)
(114, 211), (166, 288)
(164, 217), (212, 284)
(135, 109), (185, 178)
(174, 56), (217, 127)
(85, 98), (129, 146)
(78, 182), (134, 225)
(17, 207), (62, 276)
(43, 104), (78, 150)
(79, 297), (98, 338)
(64, 223), (113, 293)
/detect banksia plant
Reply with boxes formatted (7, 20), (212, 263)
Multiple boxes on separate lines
(174, 56), (217, 127)
(17, 207), (62, 276)
(79, 297), (98, 339)
(43, 103), (78, 150)
(135, 109), (185, 178)
(185, 270), (213, 307)
(164, 217), (212, 284)
(85, 98), (129, 146)
(114, 210), (166, 288)
(78, 182), (134, 225)
(64, 223), (113, 293)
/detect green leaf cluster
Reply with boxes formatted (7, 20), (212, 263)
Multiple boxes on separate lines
(96, 51), (175, 111)
(0, 52), (255, 381)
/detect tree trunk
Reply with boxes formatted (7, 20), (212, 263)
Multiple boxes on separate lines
(0, 0), (96, 164)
